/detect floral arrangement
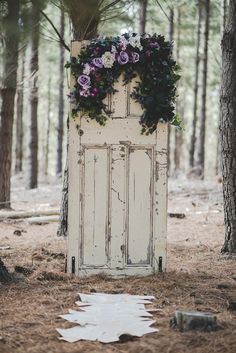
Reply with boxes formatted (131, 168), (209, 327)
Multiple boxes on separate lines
(67, 33), (180, 134)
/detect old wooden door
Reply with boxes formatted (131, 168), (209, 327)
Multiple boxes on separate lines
(67, 42), (168, 277)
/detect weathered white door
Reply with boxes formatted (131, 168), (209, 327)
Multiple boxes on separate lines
(67, 42), (167, 277)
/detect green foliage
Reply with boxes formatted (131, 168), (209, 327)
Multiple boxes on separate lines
(68, 33), (180, 134)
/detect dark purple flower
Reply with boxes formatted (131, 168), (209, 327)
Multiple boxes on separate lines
(149, 41), (160, 49)
(91, 87), (99, 97)
(130, 52), (140, 63)
(77, 74), (91, 88)
(117, 51), (129, 65)
(145, 50), (152, 57)
(92, 57), (103, 68)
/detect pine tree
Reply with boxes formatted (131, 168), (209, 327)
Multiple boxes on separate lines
(139, 0), (148, 34)
(15, 47), (25, 174)
(220, 0), (236, 253)
(56, 5), (65, 175)
(0, 0), (20, 208)
(189, 0), (202, 168)
(27, 1), (40, 189)
(197, 0), (210, 177)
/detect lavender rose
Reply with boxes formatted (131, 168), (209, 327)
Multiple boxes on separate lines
(77, 74), (91, 88)
(130, 52), (140, 63)
(117, 51), (129, 65)
(92, 57), (103, 68)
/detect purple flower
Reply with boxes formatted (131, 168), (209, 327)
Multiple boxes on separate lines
(117, 51), (129, 65)
(80, 88), (90, 97)
(145, 50), (152, 57)
(130, 52), (140, 63)
(91, 87), (99, 97)
(83, 63), (94, 75)
(92, 57), (103, 68)
(149, 41), (160, 49)
(77, 74), (91, 88)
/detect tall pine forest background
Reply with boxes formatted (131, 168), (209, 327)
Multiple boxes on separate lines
(0, 0), (226, 202)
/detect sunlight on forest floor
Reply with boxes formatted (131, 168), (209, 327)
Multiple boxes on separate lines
(0, 178), (235, 353)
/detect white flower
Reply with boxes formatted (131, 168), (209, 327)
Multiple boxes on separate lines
(129, 34), (143, 50)
(111, 45), (117, 54)
(83, 63), (92, 75)
(101, 51), (115, 68)
(119, 35), (129, 50)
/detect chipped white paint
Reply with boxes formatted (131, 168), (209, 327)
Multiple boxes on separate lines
(67, 41), (168, 277)
(111, 74), (128, 117)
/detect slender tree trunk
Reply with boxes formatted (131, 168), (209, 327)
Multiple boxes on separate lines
(197, 0), (210, 177)
(221, 0), (228, 30)
(139, 0), (148, 34)
(57, 128), (68, 237)
(15, 48), (25, 174)
(67, 0), (100, 40)
(56, 7), (65, 175)
(58, 0), (100, 236)
(189, 0), (202, 168)
(0, 0), (20, 209)
(44, 76), (51, 175)
(216, 0), (228, 174)
(174, 8), (183, 172)
(167, 7), (174, 173)
(27, 2), (40, 189)
(220, 0), (236, 253)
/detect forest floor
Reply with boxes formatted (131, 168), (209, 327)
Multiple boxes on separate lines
(0, 176), (236, 353)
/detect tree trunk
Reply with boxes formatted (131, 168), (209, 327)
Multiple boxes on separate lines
(139, 0), (148, 34)
(174, 7), (183, 172)
(216, 0), (228, 175)
(0, 0), (20, 209)
(197, 0), (210, 178)
(167, 7), (174, 173)
(56, 6), (65, 175)
(57, 138), (68, 237)
(189, 0), (202, 168)
(15, 48), (25, 174)
(27, 2), (40, 189)
(58, 0), (100, 236)
(67, 0), (100, 40)
(44, 76), (51, 175)
(221, 0), (228, 30)
(220, 0), (236, 253)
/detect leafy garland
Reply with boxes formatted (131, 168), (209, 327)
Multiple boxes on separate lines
(67, 33), (180, 134)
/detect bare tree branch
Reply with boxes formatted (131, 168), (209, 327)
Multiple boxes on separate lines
(100, 0), (123, 14)
(40, 10), (70, 52)
(153, 0), (170, 21)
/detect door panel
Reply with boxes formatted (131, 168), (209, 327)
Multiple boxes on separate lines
(127, 78), (144, 117)
(111, 74), (128, 118)
(81, 118), (156, 145)
(81, 147), (109, 266)
(110, 145), (126, 268)
(126, 147), (153, 266)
